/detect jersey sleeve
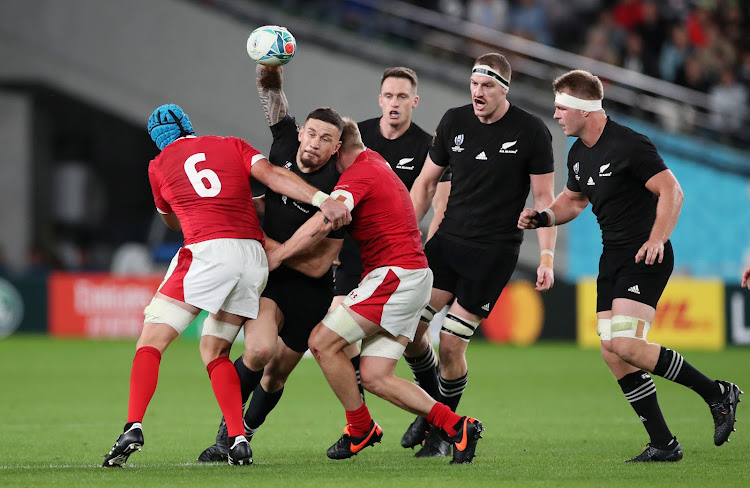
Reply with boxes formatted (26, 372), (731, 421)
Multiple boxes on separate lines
(528, 120), (555, 175)
(333, 164), (371, 210)
(148, 163), (172, 214)
(268, 114), (299, 167)
(234, 137), (264, 174)
(427, 111), (451, 167)
(565, 151), (581, 193)
(628, 134), (668, 184)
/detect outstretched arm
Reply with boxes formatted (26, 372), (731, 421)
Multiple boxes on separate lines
(251, 158), (351, 229)
(256, 65), (288, 126)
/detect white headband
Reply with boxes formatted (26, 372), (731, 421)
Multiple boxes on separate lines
(472, 65), (510, 90)
(554, 92), (602, 112)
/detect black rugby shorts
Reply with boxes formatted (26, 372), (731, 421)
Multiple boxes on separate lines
(333, 265), (361, 297)
(424, 233), (518, 319)
(261, 267), (333, 353)
(596, 240), (674, 312)
(333, 236), (364, 296)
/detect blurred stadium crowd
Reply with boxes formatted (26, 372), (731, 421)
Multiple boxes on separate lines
(263, 0), (750, 144)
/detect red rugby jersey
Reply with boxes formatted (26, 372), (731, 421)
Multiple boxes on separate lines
(148, 135), (265, 245)
(334, 149), (428, 276)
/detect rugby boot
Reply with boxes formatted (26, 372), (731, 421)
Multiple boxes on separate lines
(102, 423), (144, 467)
(450, 416), (484, 464)
(326, 420), (383, 459)
(625, 438), (683, 463)
(414, 426), (451, 458)
(228, 435), (252, 466)
(197, 417), (229, 463)
(710, 381), (743, 446)
(401, 416), (430, 448)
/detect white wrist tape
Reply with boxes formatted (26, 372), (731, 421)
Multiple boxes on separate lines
(543, 208), (556, 227)
(541, 249), (554, 258)
(312, 191), (329, 208)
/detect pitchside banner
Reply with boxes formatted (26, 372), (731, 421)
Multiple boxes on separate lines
(725, 285), (750, 345)
(480, 280), (577, 344)
(49, 273), (163, 338)
(48, 273), (234, 340)
(577, 278), (725, 350)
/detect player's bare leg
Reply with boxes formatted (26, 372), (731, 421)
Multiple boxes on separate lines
(332, 294), (367, 401)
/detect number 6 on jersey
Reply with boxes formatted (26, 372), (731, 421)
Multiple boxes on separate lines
(185, 153), (222, 197)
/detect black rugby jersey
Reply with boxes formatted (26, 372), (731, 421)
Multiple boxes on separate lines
(430, 103), (553, 248)
(566, 118), (667, 248)
(264, 114), (343, 261)
(358, 117), (432, 190)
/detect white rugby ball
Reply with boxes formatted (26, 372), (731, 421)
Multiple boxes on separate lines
(246, 25), (296, 66)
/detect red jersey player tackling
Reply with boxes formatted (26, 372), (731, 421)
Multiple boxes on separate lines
(102, 104), (350, 468)
(266, 119), (484, 464)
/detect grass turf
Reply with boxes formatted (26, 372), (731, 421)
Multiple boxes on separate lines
(0, 336), (747, 487)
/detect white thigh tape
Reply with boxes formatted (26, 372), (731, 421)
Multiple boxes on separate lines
(610, 315), (650, 341)
(441, 314), (479, 342)
(143, 297), (196, 334)
(597, 318), (611, 341)
(361, 333), (406, 360)
(419, 305), (437, 325)
(201, 316), (242, 342)
(322, 306), (367, 344)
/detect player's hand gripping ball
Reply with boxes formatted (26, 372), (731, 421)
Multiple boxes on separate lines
(246, 25), (296, 66)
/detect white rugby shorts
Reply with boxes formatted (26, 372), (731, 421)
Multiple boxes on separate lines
(344, 266), (433, 341)
(158, 238), (268, 319)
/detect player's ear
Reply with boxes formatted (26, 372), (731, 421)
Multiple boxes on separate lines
(298, 127), (304, 142)
(412, 95), (419, 108)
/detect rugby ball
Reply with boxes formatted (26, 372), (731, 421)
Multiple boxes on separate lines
(246, 25), (296, 66)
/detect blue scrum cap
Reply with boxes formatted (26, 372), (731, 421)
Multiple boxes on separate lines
(147, 104), (195, 150)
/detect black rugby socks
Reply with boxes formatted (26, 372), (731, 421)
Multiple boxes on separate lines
(405, 345), (440, 400)
(652, 347), (722, 402)
(618, 370), (674, 449)
(438, 373), (468, 412)
(234, 356), (264, 405)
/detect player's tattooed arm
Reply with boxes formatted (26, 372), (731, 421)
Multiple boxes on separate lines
(256, 64), (288, 126)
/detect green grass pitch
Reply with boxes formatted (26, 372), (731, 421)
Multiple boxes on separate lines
(0, 336), (748, 487)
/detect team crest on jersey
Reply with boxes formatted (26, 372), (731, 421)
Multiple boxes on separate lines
(451, 134), (465, 152)
(396, 157), (415, 170)
(283, 161), (293, 170)
(573, 162), (580, 181)
(498, 140), (518, 154)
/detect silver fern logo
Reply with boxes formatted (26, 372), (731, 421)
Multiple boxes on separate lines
(499, 140), (518, 154)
